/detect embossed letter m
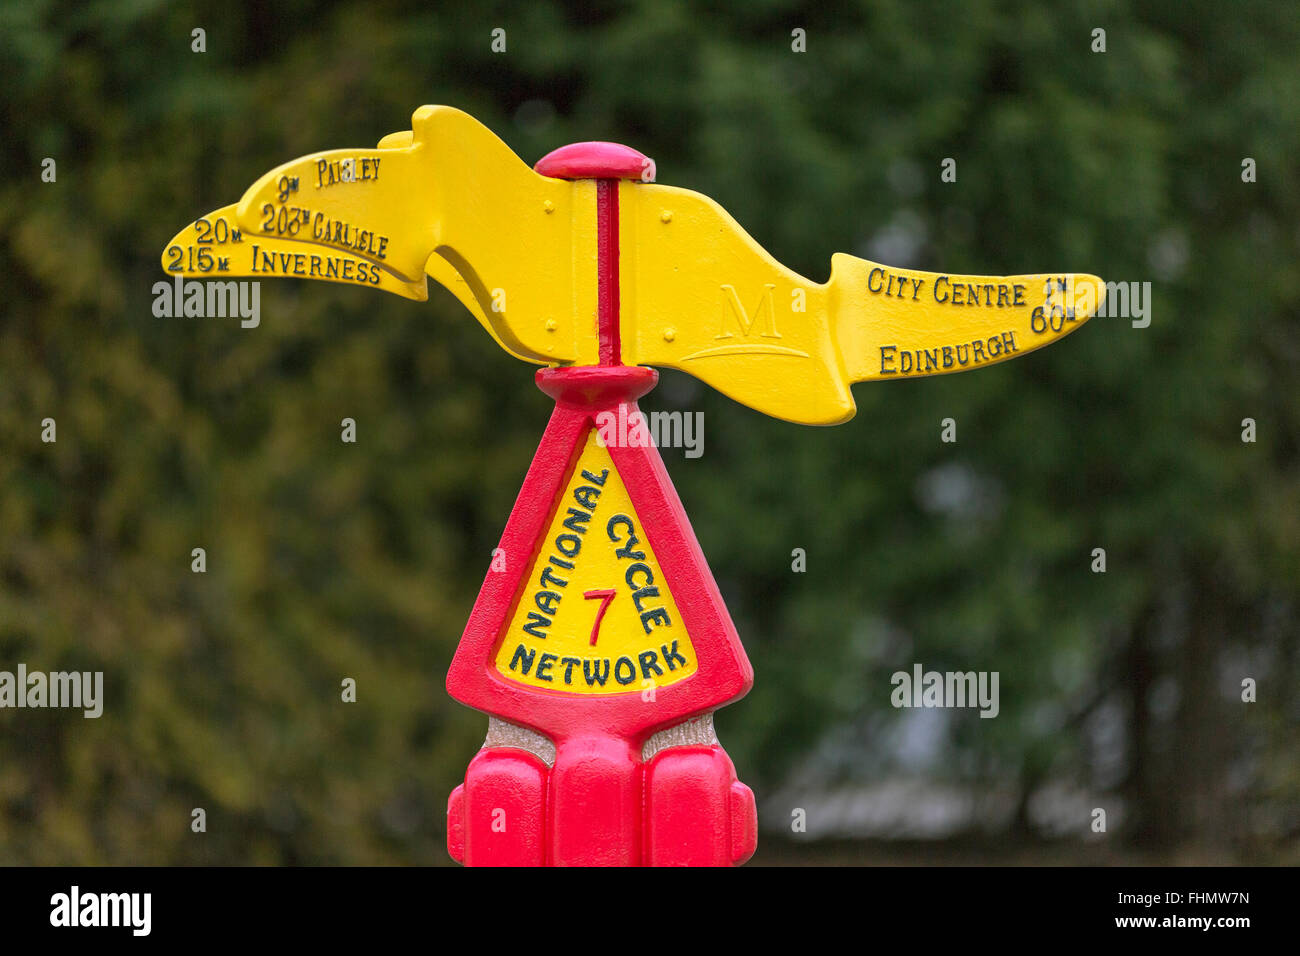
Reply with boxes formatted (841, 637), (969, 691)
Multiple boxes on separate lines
(717, 284), (780, 340)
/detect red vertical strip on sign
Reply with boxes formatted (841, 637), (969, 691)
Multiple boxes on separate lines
(596, 178), (621, 365)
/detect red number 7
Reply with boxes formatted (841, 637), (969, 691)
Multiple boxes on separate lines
(582, 589), (617, 646)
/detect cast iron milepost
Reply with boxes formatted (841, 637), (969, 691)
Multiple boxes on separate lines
(161, 105), (1104, 866)
(444, 142), (757, 866)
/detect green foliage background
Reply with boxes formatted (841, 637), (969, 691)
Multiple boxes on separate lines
(0, 0), (1295, 863)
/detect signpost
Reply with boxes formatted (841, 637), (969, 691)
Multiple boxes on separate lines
(163, 105), (1104, 866)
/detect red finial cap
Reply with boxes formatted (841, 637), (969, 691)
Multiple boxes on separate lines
(534, 141), (655, 181)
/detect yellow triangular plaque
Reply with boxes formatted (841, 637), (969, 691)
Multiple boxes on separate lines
(493, 430), (698, 695)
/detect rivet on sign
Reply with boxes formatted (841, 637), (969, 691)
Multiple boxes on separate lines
(546, 318), (557, 330)
(663, 327), (676, 341)
(660, 210), (673, 223)
(543, 200), (555, 214)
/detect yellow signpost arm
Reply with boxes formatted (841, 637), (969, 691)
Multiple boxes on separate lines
(162, 107), (599, 365)
(619, 181), (1104, 424)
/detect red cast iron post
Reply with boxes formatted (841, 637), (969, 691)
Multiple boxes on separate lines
(445, 143), (757, 866)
